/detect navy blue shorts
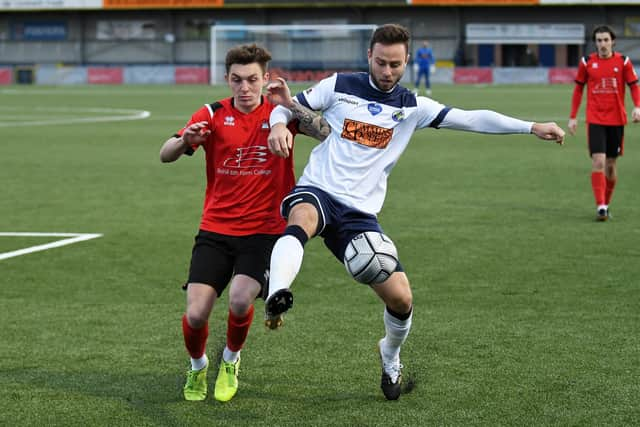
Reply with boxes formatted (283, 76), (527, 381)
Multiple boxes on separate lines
(281, 186), (403, 272)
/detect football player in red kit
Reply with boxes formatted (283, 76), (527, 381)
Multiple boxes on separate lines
(569, 25), (640, 221)
(160, 44), (328, 403)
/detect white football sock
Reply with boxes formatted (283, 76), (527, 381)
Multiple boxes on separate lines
(380, 308), (413, 362)
(267, 235), (304, 299)
(223, 347), (240, 363)
(190, 354), (208, 371)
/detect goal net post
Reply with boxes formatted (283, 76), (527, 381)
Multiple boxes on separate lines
(210, 24), (377, 85)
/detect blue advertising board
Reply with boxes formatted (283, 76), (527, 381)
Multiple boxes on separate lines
(12, 21), (67, 40)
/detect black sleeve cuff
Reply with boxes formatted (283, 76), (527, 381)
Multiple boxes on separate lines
(173, 133), (194, 156)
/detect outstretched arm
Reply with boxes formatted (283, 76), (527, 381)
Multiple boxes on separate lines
(439, 108), (564, 144)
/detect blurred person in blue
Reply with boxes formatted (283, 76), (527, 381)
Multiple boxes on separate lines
(414, 40), (435, 96)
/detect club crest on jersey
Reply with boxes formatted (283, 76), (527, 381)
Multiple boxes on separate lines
(592, 63), (598, 69)
(392, 110), (405, 122)
(224, 116), (235, 126)
(367, 103), (382, 116)
(261, 120), (269, 130)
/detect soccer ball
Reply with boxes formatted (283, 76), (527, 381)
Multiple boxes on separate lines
(343, 232), (398, 285)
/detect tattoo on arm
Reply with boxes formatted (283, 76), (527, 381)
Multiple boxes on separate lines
(290, 102), (331, 141)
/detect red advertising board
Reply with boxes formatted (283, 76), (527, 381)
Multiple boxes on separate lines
(88, 67), (123, 84)
(175, 67), (209, 84)
(549, 67), (577, 84)
(454, 68), (493, 84)
(0, 68), (12, 84)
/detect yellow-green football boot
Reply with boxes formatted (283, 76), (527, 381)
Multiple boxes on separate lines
(214, 357), (240, 402)
(183, 365), (208, 401)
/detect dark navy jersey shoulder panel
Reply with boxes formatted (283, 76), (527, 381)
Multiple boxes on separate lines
(429, 106), (452, 128)
(295, 92), (312, 109)
(334, 72), (417, 108)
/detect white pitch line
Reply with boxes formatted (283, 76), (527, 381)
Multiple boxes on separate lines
(0, 110), (150, 127)
(0, 232), (103, 261)
(0, 88), (210, 96)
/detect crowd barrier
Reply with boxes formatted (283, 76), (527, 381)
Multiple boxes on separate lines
(0, 65), (577, 85)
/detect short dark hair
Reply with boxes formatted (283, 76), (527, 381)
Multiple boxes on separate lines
(225, 44), (272, 74)
(369, 24), (410, 55)
(592, 25), (616, 42)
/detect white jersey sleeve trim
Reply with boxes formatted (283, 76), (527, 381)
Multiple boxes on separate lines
(439, 108), (533, 134)
(269, 104), (294, 126)
(205, 103), (214, 118)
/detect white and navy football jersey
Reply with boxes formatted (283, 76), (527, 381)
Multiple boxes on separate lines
(294, 72), (449, 215)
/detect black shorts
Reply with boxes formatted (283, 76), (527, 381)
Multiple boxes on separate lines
(588, 124), (624, 157)
(185, 230), (278, 297)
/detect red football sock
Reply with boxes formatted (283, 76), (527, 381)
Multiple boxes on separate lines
(227, 305), (254, 352)
(591, 172), (606, 206)
(182, 314), (208, 359)
(605, 177), (617, 205)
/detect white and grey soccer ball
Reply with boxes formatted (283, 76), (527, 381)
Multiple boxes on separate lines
(343, 232), (399, 285)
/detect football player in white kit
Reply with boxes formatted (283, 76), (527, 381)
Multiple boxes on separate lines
(264, 23), (565, 400)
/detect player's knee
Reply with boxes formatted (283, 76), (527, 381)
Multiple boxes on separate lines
(228, 292), (255, 315)
(228, 278), (260, 313)
(396, 295), (413, 314)
(288, 203), (319, 237)
(591, 155), (606, 171)
(185, 310), (209, 329)
(384, 272), (413, 311)
(386, 288), (413, 314)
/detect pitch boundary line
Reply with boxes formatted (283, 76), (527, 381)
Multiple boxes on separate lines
(0, 106), (150, 127)
(0, 232), (103, 261)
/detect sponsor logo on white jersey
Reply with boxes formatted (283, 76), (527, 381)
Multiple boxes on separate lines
(337, 97), (359, 105)
(341, 118), (392, 149)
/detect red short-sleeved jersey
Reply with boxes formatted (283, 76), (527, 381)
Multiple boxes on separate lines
(176, 97), (297, 236)
(574, 52), (639, 126)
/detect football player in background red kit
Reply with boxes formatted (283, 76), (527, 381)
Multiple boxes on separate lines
(568, 25), (640, 221)
(160, 44), (328, 403)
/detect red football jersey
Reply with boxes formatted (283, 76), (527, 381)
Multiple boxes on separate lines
(177, 97), (297, 236)
(572, 52), (639, 125)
